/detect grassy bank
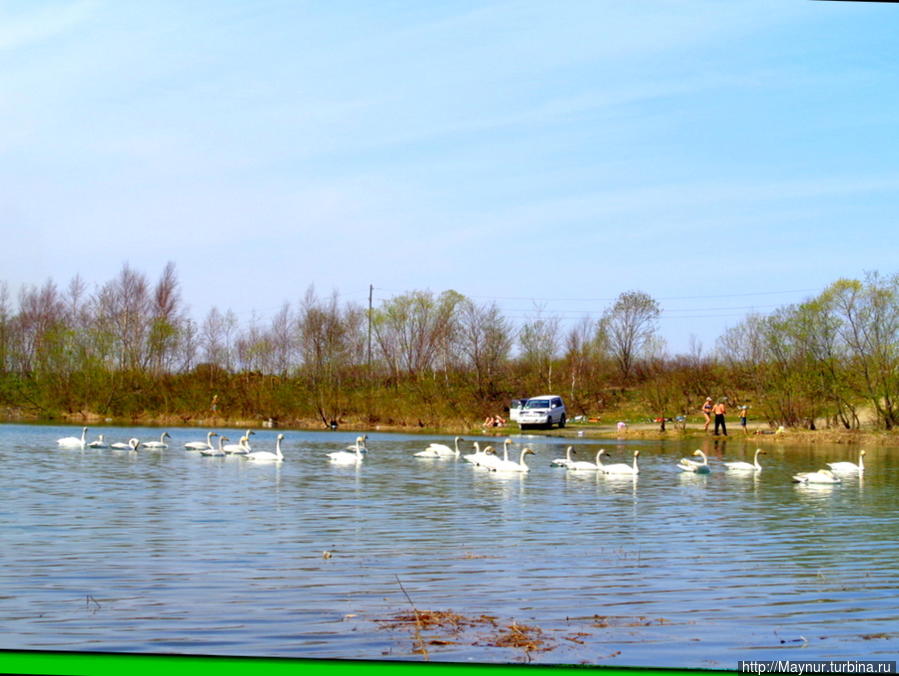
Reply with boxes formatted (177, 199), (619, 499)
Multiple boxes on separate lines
(4, 406), (894, 448)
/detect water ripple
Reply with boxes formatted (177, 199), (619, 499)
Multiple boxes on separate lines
(1, 424), (898, 666)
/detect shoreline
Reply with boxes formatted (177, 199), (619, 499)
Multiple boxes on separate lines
(2, 408), (894, 446)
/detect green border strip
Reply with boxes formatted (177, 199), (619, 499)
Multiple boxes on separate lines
(0, 651), (723, 676)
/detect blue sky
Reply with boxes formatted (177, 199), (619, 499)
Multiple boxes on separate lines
(2, 0), (898, 354)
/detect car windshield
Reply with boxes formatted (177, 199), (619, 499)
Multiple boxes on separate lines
(525, 400), (550, 409)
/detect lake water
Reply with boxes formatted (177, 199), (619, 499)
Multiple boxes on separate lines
(1, 423), (898, 667)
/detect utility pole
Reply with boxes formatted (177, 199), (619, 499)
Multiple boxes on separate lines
(367, 284), (373, 423)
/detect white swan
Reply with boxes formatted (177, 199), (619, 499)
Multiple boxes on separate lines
(142, 432), (171, 449)
(185, 431), (218, 450)
(462, 441), (486, 465)
(415, 436), (463, 458)
(200, 435), (229, 456)
(677, 449), (710, 473)
(492, 448), (535, 473)
(327, 435), (365, 464)
(88, 434), (108, 449)
(478, 440), (512, 470)
(725, 448), (765, 472)
(601, 450), (640, 475)
(223, 435), (251, 454)
(343, 435), (368, 454)
(110, 437), (139, 450)
(247, 433), (285, 462)
(550, 446), (575, 468)
(469, 445), (500, 469)
(793, 468), (842, 484)
(567, 449), (602, 472)
(827, 449), (865, 474)
(57, 427), (88, 449)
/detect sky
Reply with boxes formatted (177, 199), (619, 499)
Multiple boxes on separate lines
(2, 0), (898, 355)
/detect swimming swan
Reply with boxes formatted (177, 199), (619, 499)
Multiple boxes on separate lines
(327, 435), (366, 464)
(567, 449), (602, 471)
(492, 448), (535, 473)
(185, 431), (218, 450)
(677, 449), (710, 473)
(415, 436), (464, 458)
(142, 432), (171, 449)
(601, 450), (640, 475)
(88, 434), (108, 449)
(550, 446), (575, 467)
(462, 441), (486, 465)
(57, 427), (88, 449)
(724, 448), (765, 472)
(415, 437), (465, 458)
(110, 438), (139, 450)
(827, 449), (865, 474)
(344, 435), (368, 454)
(200, 436), (229, 456)
(478, 440), (511, 469)
(246, 434), (285, 462)
(223, 435), (251, 454)
(792, 468), (841, 484)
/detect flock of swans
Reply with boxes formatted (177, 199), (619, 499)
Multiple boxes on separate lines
(417, 437), (865, 484)
(56, 426), (285, 462)
(673, 447), (866, 484)
(55, 427), (868, 481)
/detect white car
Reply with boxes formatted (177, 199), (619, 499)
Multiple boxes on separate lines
(509, 399), (527, 423)
(517, 395), (567, 429)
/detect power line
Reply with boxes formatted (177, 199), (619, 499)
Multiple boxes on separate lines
(372, 286), (821, 303)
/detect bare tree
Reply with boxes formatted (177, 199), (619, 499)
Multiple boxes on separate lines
(269, 302), (296, 377)
(201, 307), (237, 371)
(600, 290), (660, 382)
(518, 306), (561, 392)
(297, 287), (363, 425)
(458, 299), (512, 397)
(372, 290), (463, 382)
(148, 262), (183, 375)
(563, 316), (596, 408)
(830, 273), (899, 429)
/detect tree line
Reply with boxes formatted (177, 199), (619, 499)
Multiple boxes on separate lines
(1, 264), (898, 431)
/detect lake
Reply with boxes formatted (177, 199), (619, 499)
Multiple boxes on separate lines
(1, 423), (897, 667)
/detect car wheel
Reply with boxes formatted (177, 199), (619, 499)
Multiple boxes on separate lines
(559, 414), (566, 428)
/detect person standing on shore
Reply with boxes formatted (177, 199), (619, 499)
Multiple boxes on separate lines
(739, 405), (748, 433)
(702, 397), (714, 432)
(713, 400), (727, 436)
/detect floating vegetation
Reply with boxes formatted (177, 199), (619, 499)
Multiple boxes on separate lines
(486, 621), (552, 655)
(377, 602), (681, 663)
(376, 609), (552, 661)
(589, 614), (670, 628)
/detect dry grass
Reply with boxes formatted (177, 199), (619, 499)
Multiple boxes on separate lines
(376, 609), (550, 660)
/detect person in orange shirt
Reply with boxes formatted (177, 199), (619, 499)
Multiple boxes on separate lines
(713, 400), (727, 436)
